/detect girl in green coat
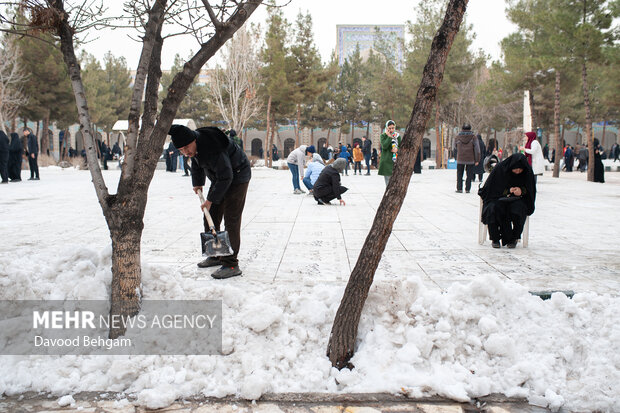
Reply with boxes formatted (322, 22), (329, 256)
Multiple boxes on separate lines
(378, 120), (401, 185)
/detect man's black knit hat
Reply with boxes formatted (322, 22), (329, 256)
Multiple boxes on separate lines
(168, 124), (197, 148)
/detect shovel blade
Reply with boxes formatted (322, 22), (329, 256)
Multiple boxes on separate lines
(200, 231), (234, 257)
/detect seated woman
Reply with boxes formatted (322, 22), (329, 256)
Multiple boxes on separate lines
(478, 153), (536, 248)
(302, 153), (326, 194)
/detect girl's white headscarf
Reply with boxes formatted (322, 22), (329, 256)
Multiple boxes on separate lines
(384, 120), (399, 137)
(312, 153), (325, 165)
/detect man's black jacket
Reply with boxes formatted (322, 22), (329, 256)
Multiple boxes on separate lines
(313, 165), (345, 200)
(362, 139), (372, 156)
(191, 127), (251, 204)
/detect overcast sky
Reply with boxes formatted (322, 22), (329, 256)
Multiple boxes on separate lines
(83, 0), (516, 70)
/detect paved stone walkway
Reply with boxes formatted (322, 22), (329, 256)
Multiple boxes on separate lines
(1, 393), (553, 412)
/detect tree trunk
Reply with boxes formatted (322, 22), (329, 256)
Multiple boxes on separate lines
(109, 215), (144, 339)
(270, 117), (276, 158)
(552, 70), (562, 178)
(41, 113), (50, 156)
(50, 0), (263, 339)
(351, 122), (355, 144)
(529, 89), (536, 129)
(266, 95), (272, 168)
(326, 0), (469, 370)
(601, 121), (606, 148)
(366, 121), (370, 140)
(11, 117), (16, 133)
(435, 100), (441, 168)
(581, 61), (594, 182)
(295, 103), (301, 147)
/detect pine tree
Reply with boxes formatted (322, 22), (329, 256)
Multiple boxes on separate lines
(287, 11), (328, 145)
(260, 6), (294, 165)
(160, 53), (211, 126)
(17, 32), (75, 154)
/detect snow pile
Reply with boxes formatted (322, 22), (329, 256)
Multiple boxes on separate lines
(1, 246), (619, 412)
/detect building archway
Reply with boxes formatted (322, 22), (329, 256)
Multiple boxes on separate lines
(352, 138), (362, 148)
(422, 138), (431, 160)
(283, 138), (295, 157)
(251, 138), (263, 158)
(317, 137), (327, 151)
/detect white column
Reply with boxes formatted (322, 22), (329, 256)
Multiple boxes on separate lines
(523, 90), (532, 133)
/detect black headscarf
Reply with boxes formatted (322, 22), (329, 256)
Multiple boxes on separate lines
(9, 132), (22, 154)
(478, 153), (536, 216)
(0, 130), (9, 152)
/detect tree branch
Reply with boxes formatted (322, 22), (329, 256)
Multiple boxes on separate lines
(51, 0), (110, 212)
(201, 0), (222, 30)
(120, 0), (167, 183)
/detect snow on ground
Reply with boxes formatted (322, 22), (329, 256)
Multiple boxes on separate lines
(0, 165), (619, 411)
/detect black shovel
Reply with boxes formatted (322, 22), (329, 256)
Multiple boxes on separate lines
(197, 190), (234, 257)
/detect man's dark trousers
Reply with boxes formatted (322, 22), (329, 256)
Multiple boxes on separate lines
(203, 182), (249, 268)
(456, 163), (474, 191)
(364, 154), (371, 174)
(28, 154), (39, 179)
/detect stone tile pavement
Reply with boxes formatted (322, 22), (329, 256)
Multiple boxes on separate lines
(0, 393), (553, 412)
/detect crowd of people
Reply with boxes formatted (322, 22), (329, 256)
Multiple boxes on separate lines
(0, 127), (41, 183)
(2, 120), (615, 278)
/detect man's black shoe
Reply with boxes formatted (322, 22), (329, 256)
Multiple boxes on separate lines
(465, 190), (470, 193)
(455, 189), (463, 193)
(317, 198), (331, 205)
(507, 241), (517, 249)
(197, 257), (221, 268)
(491, 241), (501, 249)
(212, 266), (242, 279)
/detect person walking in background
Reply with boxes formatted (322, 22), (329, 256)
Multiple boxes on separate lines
(613, 142), (619, 162)
(338, 143), (351, 175)
(8, 132), (22, 182)
(371, 148), (378, 169)
(378, 120), (401, 185)
(352, 143), (363, 175)
(564, 145), (574, 172)
(478, 153), (536, 249)
(542, 143), (549, 161)
(313, 158), (348, 206)
(453, 123), (480, 193)
(302, 153), (325, 195)
(577, 144), (588, 172)
(287, 144), (313, 194)
(166, 141), (179, 172)
(0, 131), (9, 184)
(272, 144), (279, 161)
(112, 141), (122, 159)
(472, 134), (487, 182)
(320, 142), (329, 161)
(362, 136), (372, 175)
(521, 131), (545, 182)
(24, 128), (39, 180)
(593, 138), (605, 183)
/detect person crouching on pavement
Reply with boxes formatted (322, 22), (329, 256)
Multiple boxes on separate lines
(313, 158), (348, 206)
(169, 124), (251, 279)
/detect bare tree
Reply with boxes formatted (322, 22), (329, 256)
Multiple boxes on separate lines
(326, 0), (469, 369)
(0, 35), (28, 133)
(207, 25), (262, 132)
(1, 0), (263, 338)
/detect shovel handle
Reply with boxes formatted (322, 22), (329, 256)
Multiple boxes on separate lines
(197, 190), (217, 235)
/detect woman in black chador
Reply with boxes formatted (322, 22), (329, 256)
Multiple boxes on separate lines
(478, 153), (536, 248)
